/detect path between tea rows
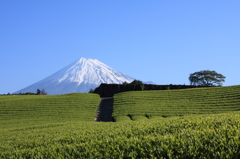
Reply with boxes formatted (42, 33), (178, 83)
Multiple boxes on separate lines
(94, 97), (113, 122)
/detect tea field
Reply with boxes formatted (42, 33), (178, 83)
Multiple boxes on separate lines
(1, 112), (240, 158)
(0, 93), (100, 129)
(113, 85), (240, 121)
(1, 86), (240, 158)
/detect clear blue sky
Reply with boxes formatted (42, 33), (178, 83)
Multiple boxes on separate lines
(1, 0), (240, 94)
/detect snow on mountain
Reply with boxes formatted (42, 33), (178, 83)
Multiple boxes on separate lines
(15, 58), (135, 95)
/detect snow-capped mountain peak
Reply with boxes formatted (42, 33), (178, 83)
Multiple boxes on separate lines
(15, 57), (135, 95)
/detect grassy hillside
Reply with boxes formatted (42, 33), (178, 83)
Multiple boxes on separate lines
(0, 93), (100, 129)
(1, 86), (240, 158)
(1, 112), (240, 158)
(113, 85), (240, 121)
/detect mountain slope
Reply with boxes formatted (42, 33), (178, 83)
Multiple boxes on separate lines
(15, 58), (135, 95)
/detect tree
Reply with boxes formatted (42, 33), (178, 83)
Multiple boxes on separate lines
(129, 80), (145, 90)
(40, 89), (47, 95)
(89, 89), (95, 93)
(189, 70), (226, 86)
(36, 89), (41, 95)
(130, 80), (143, 85)
(25, 92), (36, 95)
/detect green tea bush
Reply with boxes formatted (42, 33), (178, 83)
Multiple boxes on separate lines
(1, 112), (240, 158)
(131, 115), (148, 121)
(114, 116), (131, 122)
(113, 85), (240, 119)
(0, 93), (100, 129)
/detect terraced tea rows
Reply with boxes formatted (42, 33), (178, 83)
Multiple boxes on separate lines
(0, 93), (100, 129)
(1, 112), (240, 158)
(113, 85), (240, 121)
(1, 86), (240, 158)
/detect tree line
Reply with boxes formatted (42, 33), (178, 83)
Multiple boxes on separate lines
(125, 70), (226, 87)
(1, 89), (48, 95)
(89, 70), (226, 93)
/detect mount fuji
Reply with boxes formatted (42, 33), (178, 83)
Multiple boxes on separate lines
(15, 58), (135, 95)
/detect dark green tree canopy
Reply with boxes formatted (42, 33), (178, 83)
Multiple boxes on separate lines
(189, 70), (226, 86)
(122, 81), (129, 85)
(36, 89), (41, 95)
(130, 80), (144, 85)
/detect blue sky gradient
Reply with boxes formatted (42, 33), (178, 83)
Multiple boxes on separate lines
(1, 1), (240, 94)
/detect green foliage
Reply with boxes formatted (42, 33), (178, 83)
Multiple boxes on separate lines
(2, 85), (240, 158)
(36, 89), (47, 95)
(88, 88), (95, 93)
(122, 81), (129, 85)
(37, 89), (41, 95)
(131, 115), (148, 121)
(189, 70), (226, 86)
(165, 86), (170, 90)
(0, 93), (100, 129)
(113, 85), (240, 118)
(1, 112), (240, 158)
(130, 79), (144, 85)
(25, 92), (36, 95)
(114, 116), (132, 122)
(129, 80), (145, 91)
